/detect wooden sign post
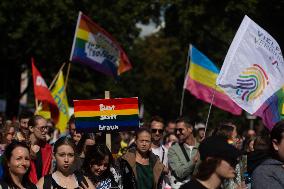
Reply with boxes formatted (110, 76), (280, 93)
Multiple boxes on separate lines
(105, 91), (111, 151)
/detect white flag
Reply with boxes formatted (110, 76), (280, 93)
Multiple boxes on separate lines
(217, 15), (284, 114)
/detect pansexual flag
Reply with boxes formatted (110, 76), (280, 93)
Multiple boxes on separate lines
(184, 45), (242, 115)
(74, 97), (139, 133)
(70, 12), (132, 77)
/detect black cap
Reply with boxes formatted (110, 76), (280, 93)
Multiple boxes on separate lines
(199, 136), (242, 166)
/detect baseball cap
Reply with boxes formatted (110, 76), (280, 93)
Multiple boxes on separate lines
(199, 136), (242, 167)
(195, 123), (206, 130)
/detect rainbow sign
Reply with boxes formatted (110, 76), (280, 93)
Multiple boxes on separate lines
(73, 97), (139, 133)
(236, 64), (269, 101)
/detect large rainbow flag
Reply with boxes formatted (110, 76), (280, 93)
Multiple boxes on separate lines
(184, 45), (242, 115)
(70, 12), (132, 77)
(74, 97), (139, 133)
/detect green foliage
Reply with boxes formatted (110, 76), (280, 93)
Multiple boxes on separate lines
(0, 0), (284, 130)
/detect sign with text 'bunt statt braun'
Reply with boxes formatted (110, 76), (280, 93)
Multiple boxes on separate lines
(73, 97), (139, 133)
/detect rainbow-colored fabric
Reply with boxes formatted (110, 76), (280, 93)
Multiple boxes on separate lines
(73, 97), (139, 132)
(70, 12), (132, 77)
(184, 46), (242, 115)
(255, 87), (284, 130)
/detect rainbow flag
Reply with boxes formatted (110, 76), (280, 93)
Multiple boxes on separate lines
(184, 45), (242, 115)
(74, 97), (139, 132)
(255, 87), (284, 130)
(70, 12), (132, 77)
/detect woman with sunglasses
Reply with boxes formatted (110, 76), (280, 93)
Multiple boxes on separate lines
(0, 141), (37, 188)
(181, 136), (242, 189)
(36, 137), (95, 189)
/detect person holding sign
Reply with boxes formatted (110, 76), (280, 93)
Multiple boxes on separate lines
(119, 128), (165, 189)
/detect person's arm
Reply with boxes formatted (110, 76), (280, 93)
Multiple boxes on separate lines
(36, 177), (44, 189)
(167, 146), (197, 179)
(82, 177), (95, 189)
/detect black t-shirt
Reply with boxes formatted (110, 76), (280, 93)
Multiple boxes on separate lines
(0, 180), (37, 189)
(180, 179), (209, 189)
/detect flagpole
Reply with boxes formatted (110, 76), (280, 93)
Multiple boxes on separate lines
(204, 86), (217, 135)
(179, 44), (191, 116)
(48, 62), (66, 90)
(36, 62), (66, 112)
(34, 98), (38, 114)
(64, 62), (71, 92)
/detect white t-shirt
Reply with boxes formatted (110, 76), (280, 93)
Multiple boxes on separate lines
(183, 143), (195, 159)
(151, 145), (168, 167)
(152, 145), (171, 189)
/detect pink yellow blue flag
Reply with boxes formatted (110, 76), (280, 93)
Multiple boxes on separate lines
(184, 45), (242, 115)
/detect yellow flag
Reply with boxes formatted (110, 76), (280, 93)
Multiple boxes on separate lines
(51, 71), (70, 133)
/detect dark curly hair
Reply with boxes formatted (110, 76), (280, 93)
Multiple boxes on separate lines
(82, 143), (116, 185)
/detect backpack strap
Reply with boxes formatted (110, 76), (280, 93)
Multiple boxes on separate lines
(43, 174), (52, 189)
(75, 171), (88, 188)
(161, 146), (165, 164)
(179, 143), (190, 162)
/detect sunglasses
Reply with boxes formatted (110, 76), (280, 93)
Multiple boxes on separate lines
(151, 129), (164, 134)
(35, 126), (48, 132)
(175, 128), (184, 133)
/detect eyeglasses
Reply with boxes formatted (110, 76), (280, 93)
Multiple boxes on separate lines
(151, 129), (164, 134)
(175, 128), (184, 133)
(35, 126), (48, 132)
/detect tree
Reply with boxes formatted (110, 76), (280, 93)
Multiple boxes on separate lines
(161, 0), (284, 128)
(0, 0), (161, 118)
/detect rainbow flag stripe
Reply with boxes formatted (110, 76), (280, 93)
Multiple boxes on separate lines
(70, 12), (132, 77)
(184, 45), (242, 115)
(74, 97), (139, 132)
(255, 87), (284, 130)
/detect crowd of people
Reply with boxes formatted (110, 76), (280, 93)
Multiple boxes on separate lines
(0, 112), (283, 189)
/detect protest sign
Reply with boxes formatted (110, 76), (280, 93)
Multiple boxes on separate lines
(74, 97), (139, 132)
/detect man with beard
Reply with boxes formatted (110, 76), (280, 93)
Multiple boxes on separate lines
(150, 116), (171, 188)
(168, 117), (200, 189)
(150, 116), (168, 167)
(15, 111), (33, 143)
